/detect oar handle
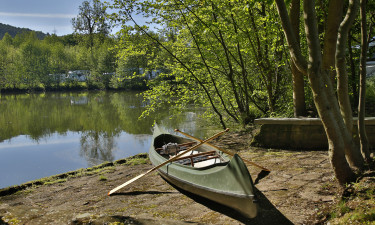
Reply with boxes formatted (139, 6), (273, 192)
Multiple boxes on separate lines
(175, 129), (270, 172)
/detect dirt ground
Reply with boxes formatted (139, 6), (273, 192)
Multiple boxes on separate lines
(0, 129), (339, 225)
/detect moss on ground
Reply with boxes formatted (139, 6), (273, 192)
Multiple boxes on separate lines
(316, 170), (375, 224)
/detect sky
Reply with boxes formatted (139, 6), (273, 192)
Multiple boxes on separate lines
(0, 0), (90, 36)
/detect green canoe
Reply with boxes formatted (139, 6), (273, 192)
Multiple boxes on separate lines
(149, 124), (258, 218)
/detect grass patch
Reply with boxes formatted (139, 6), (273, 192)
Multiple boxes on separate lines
(323, 174), (375, 224)
(2, 213), (21, 224)
(332, 207), (375, 224)
(44, 179), (68, 185)
(330, 201), (351, 219)
(99, 175), (107, 181)
(125, 158), (148, 166)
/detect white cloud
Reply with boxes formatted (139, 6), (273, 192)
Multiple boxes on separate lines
(0, 12), (75, 19)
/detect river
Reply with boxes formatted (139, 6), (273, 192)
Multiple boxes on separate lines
(0, 91), (210, 189)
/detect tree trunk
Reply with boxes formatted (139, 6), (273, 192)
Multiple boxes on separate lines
(304, 0), (357, 184)
(275, 0), (358, 185)
(335, 0), (365, 169)
(289, 0), (306, 117)
(291, 63), (306, 117)
(322, 0), (343, 86)
(275, 0), (308, 75)
(358, 0), (371, 162)
(335, 0), (358, 132)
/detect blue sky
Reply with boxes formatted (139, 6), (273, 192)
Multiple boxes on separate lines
(0, 0), (156, 36)
(0, 0), (88, 36)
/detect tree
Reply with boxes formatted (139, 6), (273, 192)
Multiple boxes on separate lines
(2, 32), (13, 45)
(358, 0), (372, 162)
(275, 0), (366, 185)
(109, 0), (292, 128)
(71, 0), (110, 49)
(289, 0), (307, 117)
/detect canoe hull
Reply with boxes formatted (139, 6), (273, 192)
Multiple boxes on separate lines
(157, 156), (258, 218)
(149, 125), (258, 218)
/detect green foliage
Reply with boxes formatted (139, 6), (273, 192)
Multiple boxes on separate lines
(109, 0), (292, 126)
(72, 0), (110, 49)
(110, 28), (162, 90)
(0, 31), (117, 92)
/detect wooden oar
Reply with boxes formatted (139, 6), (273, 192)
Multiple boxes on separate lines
(175, 129), (270, 172)
(107, 128), (229, 196)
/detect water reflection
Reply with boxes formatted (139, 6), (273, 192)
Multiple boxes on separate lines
(80, 130), (117, 167)
(0, 91), (208, 188)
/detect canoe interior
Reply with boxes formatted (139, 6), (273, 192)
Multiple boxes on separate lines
(153, 133), (229, 168)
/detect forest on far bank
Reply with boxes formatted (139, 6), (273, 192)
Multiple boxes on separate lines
(0, 31), (142, 92)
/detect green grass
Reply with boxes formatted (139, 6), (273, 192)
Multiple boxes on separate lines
(334, 207), (375, 224)
(125, 157), (148, 166)
(325, 176), (375, 224)
(43, 179), (68, 185)
(99, 175), (107, 181)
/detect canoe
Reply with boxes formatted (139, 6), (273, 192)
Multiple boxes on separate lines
(149, 124), (258, 218)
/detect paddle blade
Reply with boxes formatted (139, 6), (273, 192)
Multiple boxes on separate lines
(108, 173), (145, 196)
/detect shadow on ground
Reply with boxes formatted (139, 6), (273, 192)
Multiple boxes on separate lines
(72, 215), (195, 225)
(111, 190), (178, 196)
(162, 175), (293, 225)
(0, 218), (9, 225)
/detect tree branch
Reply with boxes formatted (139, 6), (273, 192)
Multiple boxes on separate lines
(275, 0), (308, 75)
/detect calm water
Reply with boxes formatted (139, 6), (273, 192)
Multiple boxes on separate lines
(0, 91), (209, 188)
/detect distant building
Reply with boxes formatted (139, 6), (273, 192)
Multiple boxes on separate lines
(138, 68), (161, 79)
(67, 70), (90, 81)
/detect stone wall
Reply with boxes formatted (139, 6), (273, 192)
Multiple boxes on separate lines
(251, 117), (375, 150)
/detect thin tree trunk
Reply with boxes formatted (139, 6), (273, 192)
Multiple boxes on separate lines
(336, 0), (358, 132)
(335, 0), (365, 169)
(323, 0), (343, 86)
(358, 0), (371, 162)
(275, 0), (308, 75)
(291, 63), (306, 117)
(289, 0), (306, 117)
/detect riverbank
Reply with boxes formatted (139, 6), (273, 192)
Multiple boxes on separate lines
(0, 129), (341, 224)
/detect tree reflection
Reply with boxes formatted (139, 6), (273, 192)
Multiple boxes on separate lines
(79, 130), (118, 167)
(0, 91), (209, 166)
